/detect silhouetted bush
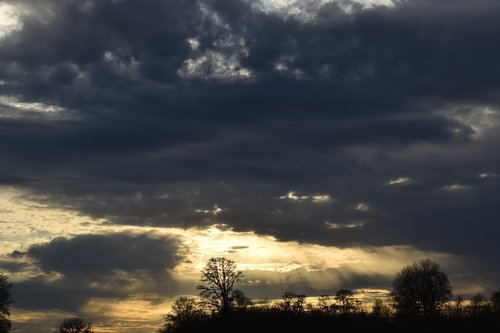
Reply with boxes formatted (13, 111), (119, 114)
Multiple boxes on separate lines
(158, 297), (206, 333)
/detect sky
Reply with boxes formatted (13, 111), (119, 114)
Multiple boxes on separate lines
(0, 0), (500, 331)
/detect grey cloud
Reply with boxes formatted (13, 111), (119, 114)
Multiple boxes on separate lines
(12, 277), (96, 312)
(27, 232), (183, 275)
(0, 259), (30, 273)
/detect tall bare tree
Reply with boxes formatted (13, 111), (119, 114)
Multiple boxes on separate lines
(197, 257), (244, 314)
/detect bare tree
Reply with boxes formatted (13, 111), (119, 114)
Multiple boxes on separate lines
(317, 295), (331, 314)
(197, 257), (244, 314)
(372, 299), (391, 318)
(0, 273), (12, 333)
(278, 292), (307, 314)
(391, 259), (452, 318)
(335, 289), (359, 315)
(59, 317), (93, 333)
(453, 295), (464, 318)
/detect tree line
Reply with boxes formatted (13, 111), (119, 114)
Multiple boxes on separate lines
(1, 258), (500, 332)
(159, 258), (500, 333)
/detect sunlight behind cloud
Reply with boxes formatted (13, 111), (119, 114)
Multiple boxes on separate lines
(261, 0), (394, 20)
(386, 177), (413, 186)
(0, 3), (22, 39)
(178, 51), (253, 81)
(440, 105), (500, 140)
(442, 184), (471, 191)
(0, 95), (74, 120)
(326, 221), (365, 229)
(279, 191), (332, 203)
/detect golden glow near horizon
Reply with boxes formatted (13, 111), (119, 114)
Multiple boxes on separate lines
(0, 186), (470, 332)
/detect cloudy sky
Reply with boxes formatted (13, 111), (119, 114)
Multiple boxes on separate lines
(1, 0), (500, 331)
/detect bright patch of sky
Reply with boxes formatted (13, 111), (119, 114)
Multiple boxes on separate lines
(386, 177), (413, 186)
(0, 95), (73, 120)
(261, 0), (394, 20)
(279, 191), (331, 203)
(178, 51), (253, 81)
(194, 205), (223, 215)
(353, 202), (370, 212)
(442, 184), (471, 191)
(445, 106), (500, 140)
(0, 3), (22, 39)
(0, 186), (108, 254)
(478, 172), (498, 179)
(325, 221), (365, 229)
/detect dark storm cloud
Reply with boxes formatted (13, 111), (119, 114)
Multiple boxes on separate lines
(1, 0), (500, 286)
(27, 232), (183, 275)
(10, 232), (185, 311)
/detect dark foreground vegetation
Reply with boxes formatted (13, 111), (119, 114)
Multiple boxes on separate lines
(1, 258), (500, 332)
(159, 308), (500, 333)
(159, 258), (500, 333)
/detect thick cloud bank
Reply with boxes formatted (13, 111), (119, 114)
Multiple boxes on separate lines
(0, 0), (499, 283)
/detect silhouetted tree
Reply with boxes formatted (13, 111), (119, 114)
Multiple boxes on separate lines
(197, 257), (244, 314)
(159, 297), (205, 332)
(391, 259), (452, 318)
(491, 289), (500, 314)
(231, 289), (252, 309)
(371, 299), (390, 318)
(0, 273), (12, 333)
(335, 289), (359, 315)
(317, 295), (332, 314)
(278, 292), (294, 312)
(59, 317), (93, 333)
(292, 294), (307, 314)
(450, 295), (464, 318)
(278, 292), (307, 314)
(469, 293), (489, 317)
